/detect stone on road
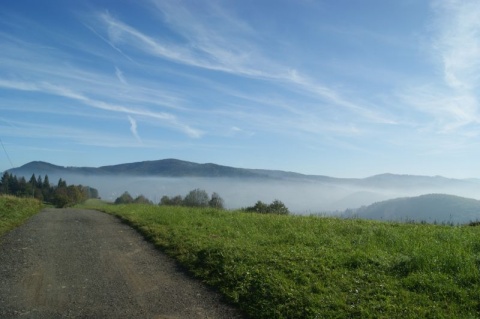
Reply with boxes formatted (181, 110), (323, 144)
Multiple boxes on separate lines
(0, 208), (245, 318)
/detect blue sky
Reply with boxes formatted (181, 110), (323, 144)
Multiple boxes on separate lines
(1, 0), (480, 178)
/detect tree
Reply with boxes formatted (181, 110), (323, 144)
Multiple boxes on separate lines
(42, 175), (53, 202)
(171, 195), (183, 206)
(29, 174), (37, 188)
(36, 175), (43, 188)
(0, 172), (9, 194)
(160, 195), (172, 206)
(183, 188), (209, 207)
(17, 177), (28, 197)
(245, 199), (289, 215)
(133, 195), (152, 205)
(8, 175), (19, 196)
(57, 178), (67, 188)
(53, 187), (70, 208)
(67, 185), (84, 204)
(209, 192), (224, 209)
(246, 200), (269, 213)
(87, 186), (99, 199)
(43, 175), (50, 189)
(268, 199), (290, 215)
(114, 191), (134, 204)
(52, 185), (85, 207)
(159, 195), (184, 206)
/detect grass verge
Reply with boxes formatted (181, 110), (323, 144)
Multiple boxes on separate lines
(0, 195), (43, 237)
(82, 200), (480, 319)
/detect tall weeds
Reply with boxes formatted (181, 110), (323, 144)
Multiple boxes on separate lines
(0, 195), (43, 236)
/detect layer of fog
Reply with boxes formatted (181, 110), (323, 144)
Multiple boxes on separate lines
(35, 174), (480, 215)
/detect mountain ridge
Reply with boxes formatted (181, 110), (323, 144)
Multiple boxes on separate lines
(348, 193), (480, 224)
(6, 159), (480, 222)
(6, 159), (477, 185)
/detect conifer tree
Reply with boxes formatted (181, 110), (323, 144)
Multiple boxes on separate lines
(29, 174), (37, 188)
(43, 175), (50, 189)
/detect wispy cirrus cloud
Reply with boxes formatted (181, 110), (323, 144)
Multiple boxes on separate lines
(127, 115), (141, 142)
(0, 79), (203, 138)
(115, 66), (128, 85)
(432, 0), (480, 90)
(0, 117), (190, 149)
(91, 4), (394, 126)
(401, 0), (480, 133)
(0, 32), (187, 110)
(94, 11), (265, 78)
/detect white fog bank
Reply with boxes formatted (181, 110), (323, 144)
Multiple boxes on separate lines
(35, 174), (480, 214)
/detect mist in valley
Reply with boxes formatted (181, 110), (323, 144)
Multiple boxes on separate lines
(30, 173), (480, 216)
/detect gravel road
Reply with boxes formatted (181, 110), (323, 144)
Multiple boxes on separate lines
(0, 208), (245, 319)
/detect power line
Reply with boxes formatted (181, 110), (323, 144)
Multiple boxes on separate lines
(0, 138), (14, 169)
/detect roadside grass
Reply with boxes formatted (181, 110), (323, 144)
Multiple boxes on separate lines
(0, 195), (43, 237)
(83, 201), (480, 319)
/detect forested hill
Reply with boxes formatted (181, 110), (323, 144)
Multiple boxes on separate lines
(350, 194), (480, 224)
(7, 159), (479, 188)
(8, 159), (268, 178)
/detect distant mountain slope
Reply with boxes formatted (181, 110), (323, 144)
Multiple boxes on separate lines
(330, 191), (390, 211)
(7, 159), (480, 215)
(7, 161), (101, 175)
(7, 159), (480, 188)
(359, 173), (469, 189)
(352, 194), (480, 224)
(8, 159), (269, 178)
(10, 159), (338, 180)
(97, 159), (265, 177)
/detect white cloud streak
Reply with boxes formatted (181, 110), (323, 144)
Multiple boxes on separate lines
(432, 0), (480, 90)
(393, 0), (480, 137)
(93, 6), (394, 126)
(0, 79), (203, 138)
(401, 0), (480, 133)
(128, 115), (142, 142)
(115, 66), (128, 85)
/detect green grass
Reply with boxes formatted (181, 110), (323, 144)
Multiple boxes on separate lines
(0, 195), (43, 237)
(82, 201), (480, 319)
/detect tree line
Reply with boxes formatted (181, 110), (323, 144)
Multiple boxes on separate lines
(114, 188), (290, 214)
(114, 188), (225, 209)
(0, 172), (99, 208)
(243, 199), (290, 215)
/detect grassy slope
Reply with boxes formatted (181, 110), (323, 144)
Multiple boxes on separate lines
(0, 195), (43, 237)
(83, 200), (480, 319)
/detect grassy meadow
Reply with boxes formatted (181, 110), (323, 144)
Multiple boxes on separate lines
(0, 195), (43, 237)
(83, 200), (480, 319)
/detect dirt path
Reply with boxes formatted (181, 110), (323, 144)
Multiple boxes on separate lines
(0, 208), (245, 319)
